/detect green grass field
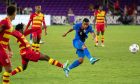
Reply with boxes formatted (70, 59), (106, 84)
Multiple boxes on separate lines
(0, 25), (140, 84)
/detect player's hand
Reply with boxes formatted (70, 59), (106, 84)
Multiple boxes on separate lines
(62, 33), (67, 37)
(9, 51), (13, 58)
(7, 51), (13, 58)
(45, 32), (47, 36)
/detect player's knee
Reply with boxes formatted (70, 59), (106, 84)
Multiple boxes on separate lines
(101, 32), (104, 35)
(44, 55), (50, 61)
(96, 31), (99, 34)
(78, 58), (84, 64)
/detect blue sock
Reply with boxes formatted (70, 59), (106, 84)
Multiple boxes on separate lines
(84, 48), (93, 60)
(68, 60), (81, 70)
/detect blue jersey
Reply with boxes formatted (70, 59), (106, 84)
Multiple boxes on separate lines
(73, 23), (94, 42)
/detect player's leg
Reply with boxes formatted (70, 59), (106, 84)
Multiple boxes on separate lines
(101, 24), (105, 47)
(82, 44), (99, 64)
(35, 32), (41, 52)
(39, 53), (64, 68)
(32, 33), (37, 51)
(64, 57), (84, 77)
(95, 24), (100, 46)
(36, 35), (41, 52)
(68, 56), (84, 71)
(3, 65), (12, 84)
(101, 31), (104, 47)
(11, 58), (29, 76)
(0, 49), (12, 84)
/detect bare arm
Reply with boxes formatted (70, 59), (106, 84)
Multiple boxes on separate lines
(0, 25), (5, 32)
(24, 28), (40, 36)
(42, 20), (47, 35)
(24, 19), (32, 31)
(24, 14), (33, 31)
(62, 28), (74, 37)
(93, 16), (96, 29)
(90, 32), (96, 42)
(105, 16), (107, 28)
(7, 43), (13, 58)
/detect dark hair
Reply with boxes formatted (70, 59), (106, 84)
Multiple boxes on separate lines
(83, 18), (89, 23)
(15, 23), (24, 31)
(7, 5), (16, 16)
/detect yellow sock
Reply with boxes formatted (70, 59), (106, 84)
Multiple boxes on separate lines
(11, 66), (23, 76)
(48, 58), (63, 68)
(101, 35), (104, 43)
(2, 71), (10, 84)
(96, 35), (99, 43)
(32, 43), (36, 51)
(36, 44), (40, 52)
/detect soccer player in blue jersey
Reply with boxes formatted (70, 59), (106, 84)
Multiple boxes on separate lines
(62, 18), (100, 77)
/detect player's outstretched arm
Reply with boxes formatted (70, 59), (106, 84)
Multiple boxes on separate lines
(24, 14), (33, 31)
(24, 20), (32, 31)
(62, 28), (74, 37)
(24, 28), (40, 36)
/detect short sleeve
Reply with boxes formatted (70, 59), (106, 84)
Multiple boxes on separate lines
(0, 20), (8, 30)
(89, 25), (94, 33)
(73, 24), (78, 30)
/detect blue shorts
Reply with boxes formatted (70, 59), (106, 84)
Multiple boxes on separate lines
(73, 39), (85, 58)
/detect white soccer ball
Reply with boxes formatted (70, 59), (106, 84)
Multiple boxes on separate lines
(129, 44), (139, 53)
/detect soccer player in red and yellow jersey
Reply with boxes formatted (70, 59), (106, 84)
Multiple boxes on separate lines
(10, 24), (68, 76)
(25, 5), (47, 52)
(0, 5), (16, 84)
(94, 6), (107, 47)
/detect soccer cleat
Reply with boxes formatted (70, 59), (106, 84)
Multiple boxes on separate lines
(63, 60), (69, 77)
(101, 43), (104, 47)
(95, 43), (98, 47)
(39, 40), (44, 44)
(64, 68), (69, 77)
(90, 58), (100, 64)
(30, 40), (32, 44)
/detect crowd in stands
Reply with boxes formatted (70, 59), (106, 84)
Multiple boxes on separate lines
(0, 0), (140, 24)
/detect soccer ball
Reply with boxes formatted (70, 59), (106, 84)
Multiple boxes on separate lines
(129, 44), (139, 53)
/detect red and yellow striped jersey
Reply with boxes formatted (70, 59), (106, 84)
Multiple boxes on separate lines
(11, 28), (40, 52)
(94, 10), (106, 23)
(0, 17), (13, 49)
(30, 12), (45, 29)
(12, 30), (30, 52)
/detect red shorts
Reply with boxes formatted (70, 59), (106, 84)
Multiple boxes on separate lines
(20, 48), (40, 65)
(0, 44), (11, 66)
(96, 23), (105, 32)
(32, 29), (42, 39)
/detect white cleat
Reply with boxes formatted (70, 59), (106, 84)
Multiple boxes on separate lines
(63, 60), (69, 77)
(101, 44), (104, 47)
(39, 40), (44, 44)
(95, 43), (99, 47)
(30, 40), (32, 44)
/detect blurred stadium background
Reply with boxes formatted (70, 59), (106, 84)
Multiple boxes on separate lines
(0, 0), (140, 84)
(0, 0), (140, 25)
